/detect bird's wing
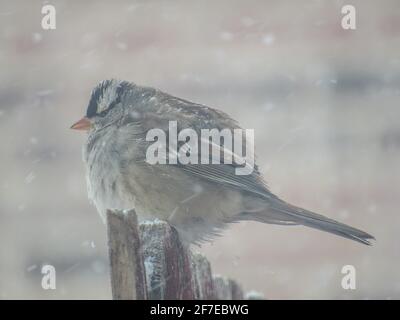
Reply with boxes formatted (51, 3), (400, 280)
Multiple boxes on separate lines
(123, 88), (273, 199)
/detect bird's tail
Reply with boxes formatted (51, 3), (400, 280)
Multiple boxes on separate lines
(247, 198), (375, 245)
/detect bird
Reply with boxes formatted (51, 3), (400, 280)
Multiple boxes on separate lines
(71, 79), (374, 245)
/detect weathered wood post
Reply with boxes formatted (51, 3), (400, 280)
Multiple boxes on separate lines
(106, 209), (147, 299)
(139, 220), (196, 299)
(191, 253), (215, 299)
(213, 275), (244, 300)
(106, 209), (254, 300)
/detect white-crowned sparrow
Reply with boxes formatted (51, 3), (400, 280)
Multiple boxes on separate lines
(71, 79), (374, 245)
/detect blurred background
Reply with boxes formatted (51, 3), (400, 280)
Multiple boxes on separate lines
(0, 0), (399, 299)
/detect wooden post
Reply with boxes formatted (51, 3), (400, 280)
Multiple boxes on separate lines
(213, 275), (244, 300)
(139, 220), (195, 299)
(106, 209), (253, 300)
(191, 253), (215, 299)
(106, 209), (147, 300)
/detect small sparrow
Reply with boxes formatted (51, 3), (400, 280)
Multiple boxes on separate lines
(71, 79), (374, 245)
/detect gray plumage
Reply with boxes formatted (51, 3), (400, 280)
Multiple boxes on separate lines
(78, 79), (374, 245)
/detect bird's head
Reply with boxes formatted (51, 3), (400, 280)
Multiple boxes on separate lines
(71, 79), (133, 131)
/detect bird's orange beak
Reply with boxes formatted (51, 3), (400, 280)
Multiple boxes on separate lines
(70, 117), (92, 131)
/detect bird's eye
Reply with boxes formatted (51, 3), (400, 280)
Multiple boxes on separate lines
(98, 109), (109, 117)
(97, 98), (120, 117)
(108, 100), (118, 109)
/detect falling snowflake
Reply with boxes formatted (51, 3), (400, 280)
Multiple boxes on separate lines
(262, 34), (275, 45)
(24, 172), (36, 184)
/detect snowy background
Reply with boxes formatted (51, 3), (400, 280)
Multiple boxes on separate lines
(0, 0), (399, 299)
